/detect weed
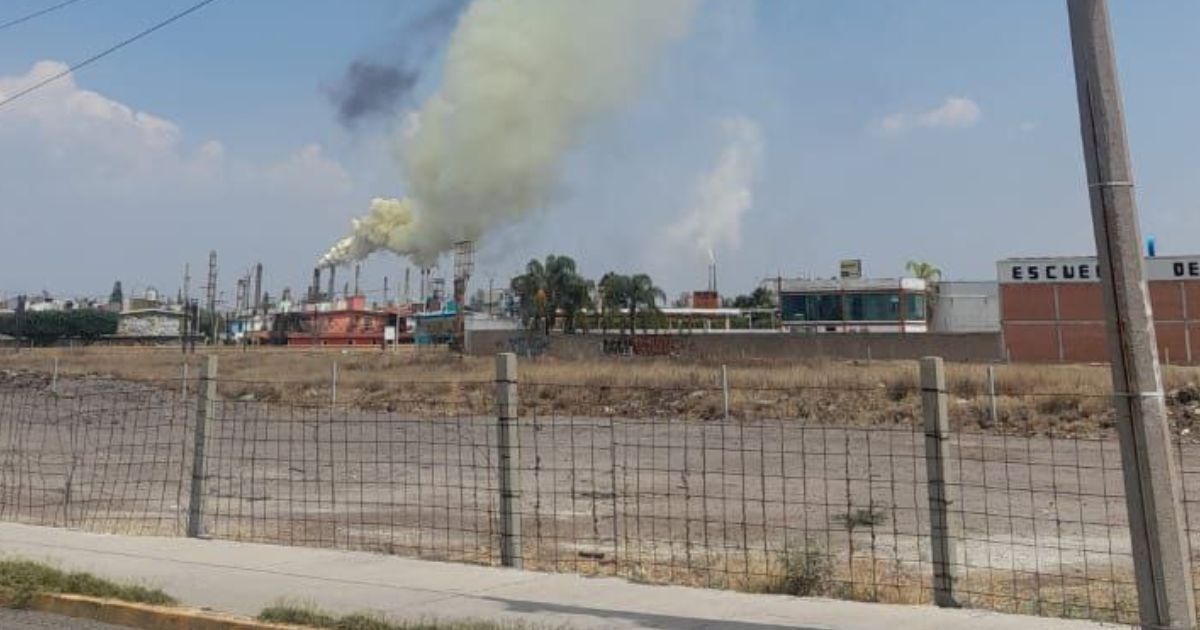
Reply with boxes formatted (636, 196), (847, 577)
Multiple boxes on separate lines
(259, 602), (542, 629)
(757, 541), (835, 597)
(0, 558), (175, 609)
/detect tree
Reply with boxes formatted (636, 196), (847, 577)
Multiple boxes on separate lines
(627, 273), (665, 334)
(731, 287), (776, 309)
(598, 272), (630, 334)
(109, 281), (124, 307)
(905, 260), (942, 283)
(906, 260), (942, 321)
(511, 255), (593, 334)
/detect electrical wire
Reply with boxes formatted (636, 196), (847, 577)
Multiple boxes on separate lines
(0, 0), (89, 33)
(0, 0), (221, 111)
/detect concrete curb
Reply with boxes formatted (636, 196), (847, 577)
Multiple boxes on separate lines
(6, 593), (302, 630)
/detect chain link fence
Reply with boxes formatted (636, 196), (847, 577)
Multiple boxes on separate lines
(2, 358), (1194, 625)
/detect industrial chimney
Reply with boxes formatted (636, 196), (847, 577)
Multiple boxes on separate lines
(327, 266), (337, 301)
(253, 263), (263, 312)
(310, 268), (321, 303)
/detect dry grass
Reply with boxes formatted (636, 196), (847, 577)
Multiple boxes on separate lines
(3, 346), (1200, 437)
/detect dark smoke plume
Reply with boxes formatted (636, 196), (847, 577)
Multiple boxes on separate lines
(326, 0), (467, 127)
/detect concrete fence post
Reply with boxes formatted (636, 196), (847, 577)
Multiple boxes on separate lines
(495, 352), (522, 568)
(187, 355), (217, 538)
(986, 364), (998, 425)
(921, 356), (959, 607)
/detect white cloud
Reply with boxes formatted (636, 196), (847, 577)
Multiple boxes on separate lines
(0, 60), (361, 295)
(874, 96), (982, 136)
(1018, 121), (1040, 133)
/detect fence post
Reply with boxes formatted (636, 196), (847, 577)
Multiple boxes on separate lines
(721, 364), (730, 422)
(331, 361), (338, 407)
(187, 355), (217, 538)
(495, 352), (522, 568)
(50, 357), (59, 395)
(986, 364), (998, 425)
(921, 356), (959, 607)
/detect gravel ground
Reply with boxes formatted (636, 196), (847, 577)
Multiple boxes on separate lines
(0, 375), (1185, 618)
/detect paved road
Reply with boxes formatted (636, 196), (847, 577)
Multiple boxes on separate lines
(0, 608), (126, 629)
(0, 522), (1108, 630)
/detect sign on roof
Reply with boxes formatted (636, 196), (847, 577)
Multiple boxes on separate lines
(998, 256), (1200, 283)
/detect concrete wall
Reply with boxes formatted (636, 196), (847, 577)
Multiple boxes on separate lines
(933, 281), (1000, 333)
(467, 329), (1003, 363)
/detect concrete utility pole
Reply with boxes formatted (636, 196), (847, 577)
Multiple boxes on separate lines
(205, 251), (218, 345)
(1067, 2), (1196, 627)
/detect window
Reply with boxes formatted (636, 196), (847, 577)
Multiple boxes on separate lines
(906, 294), (927, 321)
(846, 293), (901, 321)
(781, 293), (842, 322)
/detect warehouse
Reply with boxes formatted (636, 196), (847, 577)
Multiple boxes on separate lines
(999, 255), (1200, 364)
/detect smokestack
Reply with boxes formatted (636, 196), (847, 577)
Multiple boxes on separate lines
(404, 268), (411, 304)
(354, 263), (361, 297)
(383, 276), (389, 304)
(254, 263), (263, 312)
(327, 266), (337, 300)
(311, 268), (321, 302)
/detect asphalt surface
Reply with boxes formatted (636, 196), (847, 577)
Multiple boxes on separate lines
(0, 608), (127, 629)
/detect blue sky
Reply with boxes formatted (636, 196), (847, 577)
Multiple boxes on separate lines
(0, 0), (1197, 303)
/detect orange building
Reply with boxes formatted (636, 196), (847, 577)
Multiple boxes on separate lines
(999, 256), (1200, 364)
(288, 296), (393, 347)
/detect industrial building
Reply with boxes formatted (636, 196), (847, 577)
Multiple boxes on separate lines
(999, 255), (1200, 364)
(773, 277), (929, 334)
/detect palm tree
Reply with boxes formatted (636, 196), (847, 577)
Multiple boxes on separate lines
(512, 255), (593, 334)
(627, 273), (665, 334)
(905, 260), (942, 283)
(511, 259), (548, 331)
(598, 272), (630, 334)
(905, 260), (942, 322)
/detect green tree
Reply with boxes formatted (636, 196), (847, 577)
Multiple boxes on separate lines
(905, 260), (942, 283)
(731, 287), (776, 309)
(627, 273), (665, 334)
(598, 272), (631, 334)
(906, 260), (941, 322)
(511, 255), (593, 334)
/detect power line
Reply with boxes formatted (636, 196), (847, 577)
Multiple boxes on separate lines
(0, 0), (89, 33)
(0, 0), (221, 111)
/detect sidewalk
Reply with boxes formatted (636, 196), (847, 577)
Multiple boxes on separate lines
(0, 523), (1108, 630)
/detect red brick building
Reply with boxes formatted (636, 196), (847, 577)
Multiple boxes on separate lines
(1000, 256), (1200, 364)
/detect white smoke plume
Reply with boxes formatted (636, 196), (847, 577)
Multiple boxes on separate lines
(320, 0), (696, 268)
(669, 116), (764, 259)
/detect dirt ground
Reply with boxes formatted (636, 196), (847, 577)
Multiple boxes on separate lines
(1, 367), (1191, 623)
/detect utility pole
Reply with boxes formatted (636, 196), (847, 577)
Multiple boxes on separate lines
(1067, 2), (1195, 628)
(205, 251), (218, 345)
(181, 263), (190, 354)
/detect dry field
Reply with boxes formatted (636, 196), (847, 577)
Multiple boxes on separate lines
(5, 348), (1200, 623)
(3, 346), (1200, 438)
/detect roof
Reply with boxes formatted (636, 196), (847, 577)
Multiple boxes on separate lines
(774, 277), (926, 293)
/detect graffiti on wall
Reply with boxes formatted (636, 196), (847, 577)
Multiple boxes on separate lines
(602, 334), (692, 357)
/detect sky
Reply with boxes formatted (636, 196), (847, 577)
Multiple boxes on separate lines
(0, 0), (1198, 306)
